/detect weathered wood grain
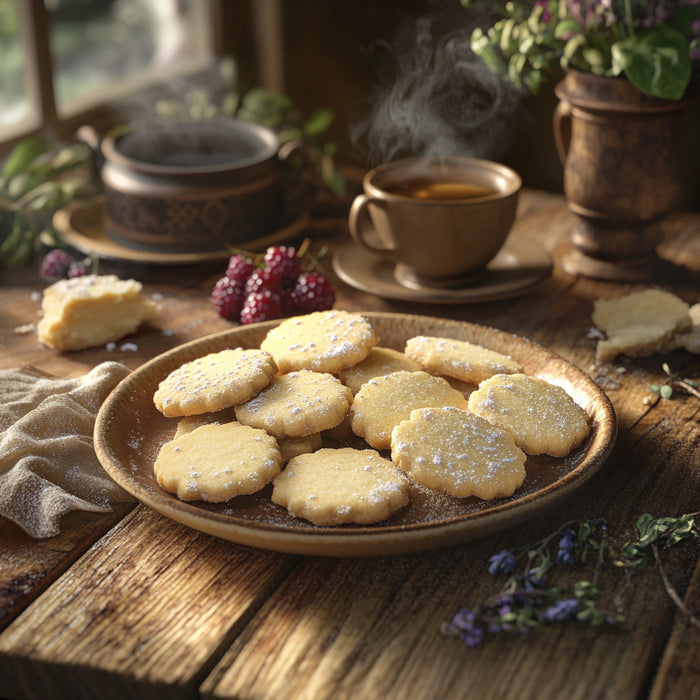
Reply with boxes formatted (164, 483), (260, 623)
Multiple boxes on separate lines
(0, 506), (299, 700)
(650, 559), (700, 700)
(0, 189), (698, 700)
(0, 504), (134, 629)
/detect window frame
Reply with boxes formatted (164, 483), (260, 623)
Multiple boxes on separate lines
(1, 0), (227, 156)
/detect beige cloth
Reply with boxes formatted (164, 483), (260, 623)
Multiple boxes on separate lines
(0, 361), (135, 538)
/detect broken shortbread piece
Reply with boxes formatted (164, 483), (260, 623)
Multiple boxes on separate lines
(675, 303), (700, 354)
(592, 289), (692, 361)
(37, 274), (157, 351)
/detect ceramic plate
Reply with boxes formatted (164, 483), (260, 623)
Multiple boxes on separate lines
(95, 313), (616, 557)
(333, 237), (552, 303)
(53, 200), (309, 266)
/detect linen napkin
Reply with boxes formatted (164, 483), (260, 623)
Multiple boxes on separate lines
(0, 361), (135, 538)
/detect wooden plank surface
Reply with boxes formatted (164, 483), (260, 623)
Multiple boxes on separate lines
(0, 190), (698, 700)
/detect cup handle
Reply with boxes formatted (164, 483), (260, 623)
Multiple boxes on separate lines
(348, 194), (395, 252)
(553, 99), (572, 165)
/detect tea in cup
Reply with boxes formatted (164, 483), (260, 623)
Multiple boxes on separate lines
(348, 157), (521, 287)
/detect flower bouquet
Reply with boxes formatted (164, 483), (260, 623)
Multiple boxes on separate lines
(465, 0), (700, 100)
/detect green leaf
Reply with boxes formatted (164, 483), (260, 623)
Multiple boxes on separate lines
(303, 109), (334, 137)
(499, 19), (517, 53)
(554, 19), (583, 39)
(561, 33), (587, 66)
(1, 136), (50, 184)
(660, 385), (673, 400)
(611, 26), (691, 100)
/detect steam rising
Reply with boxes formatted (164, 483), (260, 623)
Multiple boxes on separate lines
(354, 3), (522, 165)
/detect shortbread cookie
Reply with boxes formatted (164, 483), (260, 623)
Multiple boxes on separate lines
(405, 336), (521, 384)
(37, 274), (157, 351)
(154, 421), (282, 502)
(153, 348), (276, 417)
(271, 447), (410, 525)
(173, 407), (238, 439)
(322, 413), (357, 443)
(391, 406), (526, 499)
(592, 289), (692, 361)
(277, 433), (323, 462)
(467, 373), (589, 457)
(260, 310), (379, 374)
(674, 303), (700, 353)
(350, 370), (470, 450)
(235, 370), (352, 437)
(339, 346), (421, 394)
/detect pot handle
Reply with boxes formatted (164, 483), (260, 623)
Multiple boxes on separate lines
(553, 99), (572, 164)
(75, 125), (104, 183)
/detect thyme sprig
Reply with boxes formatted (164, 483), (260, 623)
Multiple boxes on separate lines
(649, 363), (700, 401)
(442, 512), (699, 647)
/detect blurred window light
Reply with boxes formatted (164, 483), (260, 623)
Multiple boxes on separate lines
(0, 0), (213, 141)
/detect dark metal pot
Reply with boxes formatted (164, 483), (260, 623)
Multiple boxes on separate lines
(78, 118), (301, 253)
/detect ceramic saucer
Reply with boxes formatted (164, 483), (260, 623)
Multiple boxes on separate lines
(52, 199), (309, 266)
(332, 236), (552, 304)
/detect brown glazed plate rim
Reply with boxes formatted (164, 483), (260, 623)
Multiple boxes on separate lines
(94, 313), (616, 557)
(53, 199), (309, 265)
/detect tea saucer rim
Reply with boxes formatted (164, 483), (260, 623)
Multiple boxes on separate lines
(332, 237), (552, 304)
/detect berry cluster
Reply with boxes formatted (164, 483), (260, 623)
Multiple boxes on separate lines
(38, 248), (93, 281)
(211, 243), (335, 324)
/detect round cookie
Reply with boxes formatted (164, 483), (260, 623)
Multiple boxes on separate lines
(173, 407), (238, 439)
(154, 348), (276, 417)
(391, 406), (526, 500)
(467, 373), (590, 457)
(154, 421), (282, 502)
(339, 346), (422, 395)
(277, 433), (323, 462)
(350, 370), (470, 450)
(405, 335), (521, 384)
(271, 447), (410, 526)
(235, 370), (353, 438)
(260, 310), (379, 374)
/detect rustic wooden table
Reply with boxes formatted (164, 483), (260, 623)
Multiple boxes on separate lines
(0, 189), (698, 700)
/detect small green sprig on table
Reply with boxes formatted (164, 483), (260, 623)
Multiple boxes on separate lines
(649, 363), (700, 401)
(442, 512), (699, 647)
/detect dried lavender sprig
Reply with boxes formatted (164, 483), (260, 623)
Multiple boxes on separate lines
(443, 513), (698, 647)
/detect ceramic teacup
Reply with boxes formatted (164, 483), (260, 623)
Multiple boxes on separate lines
(348, 156), (522, 288)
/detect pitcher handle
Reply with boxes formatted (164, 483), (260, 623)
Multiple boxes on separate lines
(553, 99), (572, 164)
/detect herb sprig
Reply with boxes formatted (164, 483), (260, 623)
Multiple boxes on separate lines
(649, 363), (700, 401)
(442, 512), (699, 647)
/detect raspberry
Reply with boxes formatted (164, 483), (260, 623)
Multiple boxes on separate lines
(290, 272), (336, 314)
(245, 267), (283, 296)
(67, 257), (93, 278)
(211, 275), (246, 320)
(226, 254), (255, 283)
(39, 249), (74, 280)
(240, 289), (283, 325)
(280, 285), (297, 316)
(263, 245), (301, 286)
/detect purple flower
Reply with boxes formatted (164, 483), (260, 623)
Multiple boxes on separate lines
(541, 597), (580, 623)
(488, 549), (518, 575)
(535, 0), (553, 23)
(524, 567), (548, 589)
(447, 609), (484, 646)
(555, 528), (578, 565)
